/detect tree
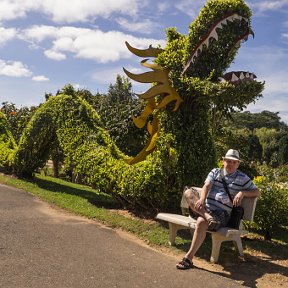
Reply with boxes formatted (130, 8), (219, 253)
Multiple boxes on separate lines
(230, 110), (285, 131)
(256, 128), (286, 167)
(1, 102), (37, 142)
(278, 134), (288, 165)
(92, 75), (147, 156)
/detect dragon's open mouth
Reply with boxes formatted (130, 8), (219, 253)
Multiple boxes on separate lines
(182, 12), (255, 83)
(219, 71), (256, 83)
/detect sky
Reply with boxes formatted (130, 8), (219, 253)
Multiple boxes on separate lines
(0, 0), (288, 124)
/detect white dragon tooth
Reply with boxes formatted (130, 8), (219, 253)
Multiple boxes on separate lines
(240, 72), (245, 79)
(234, 14), (241, 20)
(218, 77), (225, 82)
(215, 23), (223, 30)
(210, 29), (218, 41)
(226, 16), (233, 22)
(246, 72), (251, 78)
(231, 73), (239, 82)
(203, 38), (210, 48)
(221, 19), (228, 26)
(249, 74), (253, 79)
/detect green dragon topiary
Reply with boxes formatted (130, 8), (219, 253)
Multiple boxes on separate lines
(0, 0), (264, 211)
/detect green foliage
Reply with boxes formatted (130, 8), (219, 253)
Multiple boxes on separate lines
(0, 0), (266, 213)
(278, 135), (288, 165)
(1, 101), (37, 142)
(186, 0), (251, 78)
(214, 111), (288, 168)
(0, 111), (17, 172)
(9, 94), (180, 210)
(91, 75), (147, 156)
(256, 128), (287, 167)
(253, 167), (288, 240)
(230, 110), (286, 131)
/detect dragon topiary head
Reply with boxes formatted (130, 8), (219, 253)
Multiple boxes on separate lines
(124, 0), (264, 189)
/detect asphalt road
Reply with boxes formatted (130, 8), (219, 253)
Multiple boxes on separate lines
(0, 183), (246, 288)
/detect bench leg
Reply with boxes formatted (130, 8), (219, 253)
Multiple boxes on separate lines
(210, 233), (225, 263)
(168, 223), (178, 245)
(210, 233), (244, 263)
(233, 237), (244, 257)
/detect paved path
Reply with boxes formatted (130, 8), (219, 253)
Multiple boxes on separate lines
(0, 184), (245, 288)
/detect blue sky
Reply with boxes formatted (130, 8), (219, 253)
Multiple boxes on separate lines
(0, 0), (288, 124)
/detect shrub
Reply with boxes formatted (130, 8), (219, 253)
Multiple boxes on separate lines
(253, 167), (288, 240)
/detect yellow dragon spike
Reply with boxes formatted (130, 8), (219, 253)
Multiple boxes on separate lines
(125, 115), (160, 165)
(123, 42), (183, 164)
(125, 41), (164, 58)
(132, 98), (156, 129)
(123, 66), (167, 84)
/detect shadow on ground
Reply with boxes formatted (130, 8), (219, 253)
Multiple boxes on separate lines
(172, 230), (288, 288)
(30, 176), (122, 209)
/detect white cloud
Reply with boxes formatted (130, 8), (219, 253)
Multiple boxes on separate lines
(21, 25), (59, 42)
(175, 0), (206, 19)
(0, 0), (39, 22)
(44, 49), (66, 61)
(157, 2), (170, 13)
(71, 83), (82, 90)
(32, 75), (49, 81)
(0, 0), (140, 23)
(282, 32), (288, 43)
(0, 27), (17, 46)
(22, 25), (166, 63)
(40, 0), (139, 23)
(92, 66), (124, 84)
(248, 0), (288, 13)
(0, 59), (32, 77)
(116, 18), (155, 35)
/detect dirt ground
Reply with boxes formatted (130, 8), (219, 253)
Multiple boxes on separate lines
(191, 251), (288, 288)
(114, 210), (288, 288)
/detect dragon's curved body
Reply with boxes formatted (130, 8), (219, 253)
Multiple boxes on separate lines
(0, 0), (264, 209)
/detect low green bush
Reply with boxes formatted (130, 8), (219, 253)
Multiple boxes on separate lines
(253, 166), (288, 240)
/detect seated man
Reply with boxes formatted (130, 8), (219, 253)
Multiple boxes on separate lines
(176, 149), (260, 269)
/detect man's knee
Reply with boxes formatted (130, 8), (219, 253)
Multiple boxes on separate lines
(184, 188), (199, 203)
(184, 188), (193, 200)
(195, 217), (208, 231)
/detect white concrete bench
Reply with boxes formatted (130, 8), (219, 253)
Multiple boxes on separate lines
(156, 187), (258, 263)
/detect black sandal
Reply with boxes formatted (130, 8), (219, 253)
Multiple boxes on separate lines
(176, 257), (193, 270)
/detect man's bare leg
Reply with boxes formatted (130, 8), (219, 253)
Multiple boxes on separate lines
(184, 217), (208, 260)
(176, 188), (217, 268)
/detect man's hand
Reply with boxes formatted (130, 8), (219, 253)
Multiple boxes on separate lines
(233, 191), (244, 206)
(195, 198), (206, 211)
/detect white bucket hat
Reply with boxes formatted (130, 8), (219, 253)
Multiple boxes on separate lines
(223, 149), (241, 161)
